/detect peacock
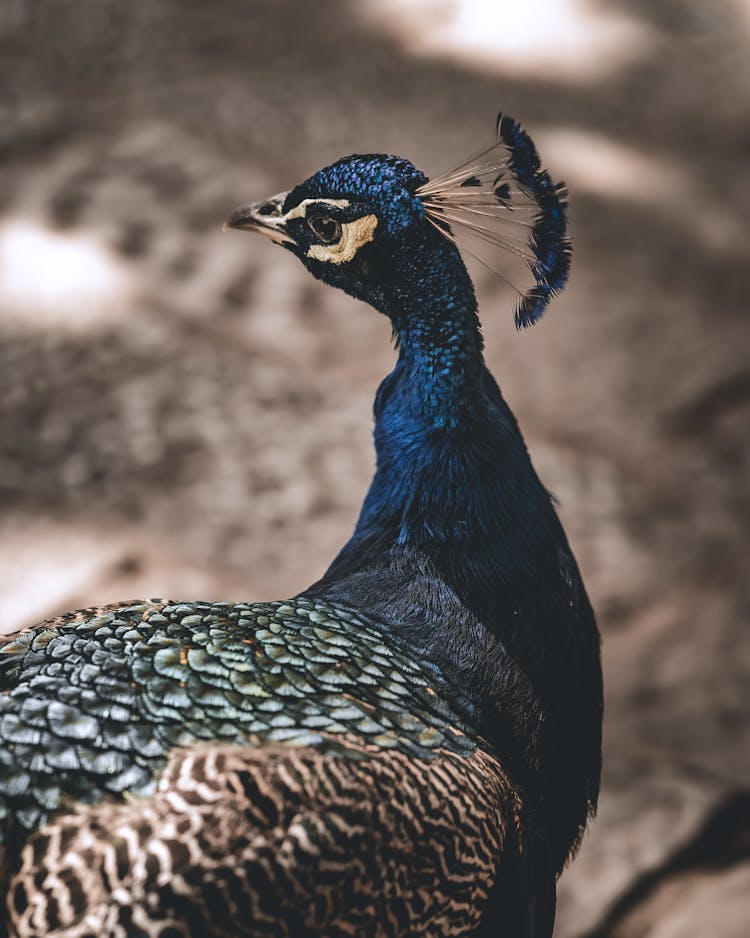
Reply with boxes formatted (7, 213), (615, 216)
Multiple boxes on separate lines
(0, 114), (602, 938)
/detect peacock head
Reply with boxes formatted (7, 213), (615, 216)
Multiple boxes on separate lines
(227, 154), (431, 308)
(227, 115), (572, 328)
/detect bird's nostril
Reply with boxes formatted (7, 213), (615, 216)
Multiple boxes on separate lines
(257, 202), (280, 217)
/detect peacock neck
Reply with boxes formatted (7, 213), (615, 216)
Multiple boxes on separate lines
(377, 229), (485, 428)
(331, 234), (551, 600)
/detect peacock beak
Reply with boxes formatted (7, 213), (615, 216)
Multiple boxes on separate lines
(225, 192), (293, 245)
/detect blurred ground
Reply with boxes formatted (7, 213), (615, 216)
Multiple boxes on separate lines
(1, 0), (749, 934)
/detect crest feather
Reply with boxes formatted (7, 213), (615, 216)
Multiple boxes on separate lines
(417, 114), (572, 328)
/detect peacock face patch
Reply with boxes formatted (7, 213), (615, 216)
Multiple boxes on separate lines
(305, 214), (378, 264)
(283, 198), (379, 264)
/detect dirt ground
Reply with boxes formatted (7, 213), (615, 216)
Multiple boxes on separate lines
(1, 1), (748, 934)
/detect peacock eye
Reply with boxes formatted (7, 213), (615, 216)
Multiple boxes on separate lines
(307, 216), (341, 244)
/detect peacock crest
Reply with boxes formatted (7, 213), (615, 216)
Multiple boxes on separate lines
(417, 113), (572, 328)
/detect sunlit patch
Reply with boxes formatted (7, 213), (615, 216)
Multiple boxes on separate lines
(0, 520), (125, 634)
(0, 217), (135, 329)
(357, 0), (654, 82)
(536, 130), (681, 202)
(538, 128), (745, 250)
(733, 0), (750, 32)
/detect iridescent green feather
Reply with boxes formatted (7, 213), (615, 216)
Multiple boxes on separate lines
(0, 597), (477, 844)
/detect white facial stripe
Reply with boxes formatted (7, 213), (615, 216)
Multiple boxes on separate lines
(306, 214), (378, 264)
(284, 198), (351, 221)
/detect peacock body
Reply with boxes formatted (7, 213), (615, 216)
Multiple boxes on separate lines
(1, 115), (602, 937)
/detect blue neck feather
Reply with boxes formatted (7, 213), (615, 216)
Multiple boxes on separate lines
(345, 230), (548, 572)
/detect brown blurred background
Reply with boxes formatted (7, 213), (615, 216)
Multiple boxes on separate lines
(1, 1), (749, 934)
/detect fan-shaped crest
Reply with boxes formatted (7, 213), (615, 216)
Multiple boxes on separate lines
(417, 114), (571, 328)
